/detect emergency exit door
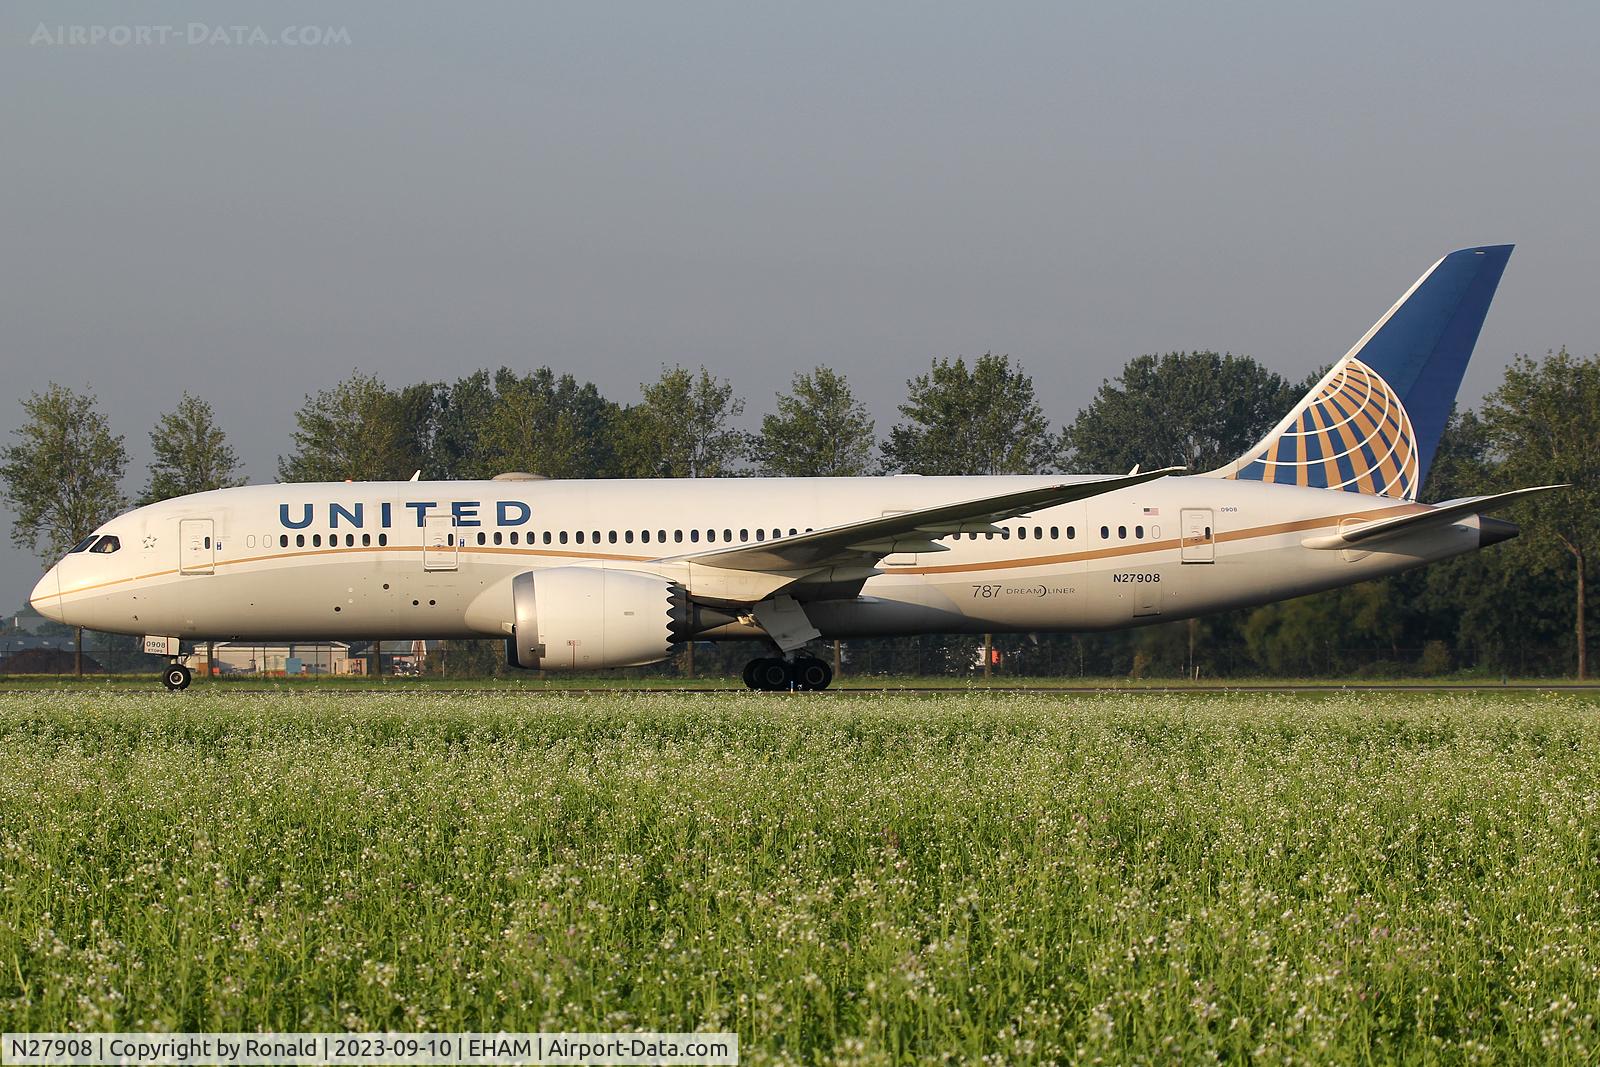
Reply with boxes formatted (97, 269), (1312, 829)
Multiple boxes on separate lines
(179, 518), (215, 575)
(1180, 508), (1215, 563)
(423, 514), (458, 571)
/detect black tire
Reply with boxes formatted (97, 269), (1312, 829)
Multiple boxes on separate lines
(162, 664), (191, 691)
(753, 658), (792, 692)
(742, 659), (760, 690)
(792, 657), (832, 691)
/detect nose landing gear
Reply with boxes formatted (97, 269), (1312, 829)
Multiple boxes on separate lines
(161, 663), (192, 691)
(742, 655), (833, 691)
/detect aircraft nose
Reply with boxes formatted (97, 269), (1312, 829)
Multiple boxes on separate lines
(29, 565), (63, 623)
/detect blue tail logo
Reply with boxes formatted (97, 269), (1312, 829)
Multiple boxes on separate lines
(1209, 245), (1512, 500)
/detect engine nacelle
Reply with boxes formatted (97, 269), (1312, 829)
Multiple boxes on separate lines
(506, 567), (689, 671)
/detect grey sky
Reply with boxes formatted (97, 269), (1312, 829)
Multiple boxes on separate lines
(3, 1), (1598, 612)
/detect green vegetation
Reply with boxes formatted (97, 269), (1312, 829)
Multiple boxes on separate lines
(3, 690), (1599, 1062)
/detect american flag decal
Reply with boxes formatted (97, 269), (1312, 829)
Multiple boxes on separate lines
(1223, 357), (1420, 501)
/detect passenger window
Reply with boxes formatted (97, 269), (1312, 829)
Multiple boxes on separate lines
(691, 530), (700, 543)
(592, 531), (600, 543)
(609, 531), (618, 544)
(203, 536), (212, 549)
(91, 535), (121, 554)
(296, 534), (306, 547)
(1050, 526), (1059, 539)
(1035, 526), (1043, 539)
(641, 530), (650, 543)
(559, 531), (568, 544)
(576, 531), (585, 544)
(378, 533), (388, 546)
(723, 529), (732, 542)
(1135, 525), (1144, 539)
(280, 535), (289, 548)
(625, 530), (634, 543)
(1017, 527), (1027, 540)
(1118, 525), (1127, 539)
(740, 528), (748, 541)
(510, 531), (520, 544)
(362, 533), (371, 547)
(1100, 526), (1109, 540)
(756, 529), (765, 541)
(1067, 526), (1075, 539)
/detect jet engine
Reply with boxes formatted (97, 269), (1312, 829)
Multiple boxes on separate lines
(505, 567), (691, 671)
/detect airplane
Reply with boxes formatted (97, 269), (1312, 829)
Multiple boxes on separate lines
(29, 244), (1556, 691)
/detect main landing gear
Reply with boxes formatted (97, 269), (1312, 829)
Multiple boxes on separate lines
(742, 655), (833, 691)
(161, 663), (192, 691)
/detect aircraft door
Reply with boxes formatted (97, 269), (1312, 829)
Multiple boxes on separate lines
(423, 513), (458, 571)
(1180, 509), (1215, 563)
(179, 518), (215, 575)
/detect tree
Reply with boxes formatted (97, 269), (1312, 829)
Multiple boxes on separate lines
(620, 366), (747, 478)
(141, 393), (243, 504)
(1481, 348), (1600, 679)
(883, 353), (1058, 475)
(478, 368), (622, 479)
(278, 373), (422, 482)
(2, 385), (129, 559)
(1, 384), (128, 675)
(752, 367), (876, 477)
(1066, 352), (1303, 473)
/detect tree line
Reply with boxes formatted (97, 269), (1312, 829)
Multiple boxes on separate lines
(3, 350), (1597, 678)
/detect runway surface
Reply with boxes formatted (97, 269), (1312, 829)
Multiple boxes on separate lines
(6, 681), (1599, 695)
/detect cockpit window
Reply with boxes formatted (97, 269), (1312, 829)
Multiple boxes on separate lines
(90, 535), (121, 554)
(69, 535), (100, 553)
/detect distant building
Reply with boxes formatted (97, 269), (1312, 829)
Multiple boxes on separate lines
(204, 640), (430, 676)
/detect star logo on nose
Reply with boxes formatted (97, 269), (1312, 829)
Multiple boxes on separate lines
(143, 536), (158, 549)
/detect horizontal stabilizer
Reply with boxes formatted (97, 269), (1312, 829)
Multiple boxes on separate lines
(1301, 485), (1563, 549)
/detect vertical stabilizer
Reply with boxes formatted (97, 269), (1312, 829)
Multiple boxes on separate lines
(1206, 245), (1512, 499)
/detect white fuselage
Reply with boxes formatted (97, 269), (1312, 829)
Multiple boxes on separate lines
(30, 475), (1482, 645)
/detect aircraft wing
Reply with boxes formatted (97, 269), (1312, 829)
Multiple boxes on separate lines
(1302, 485), (1564, 549)
(674, 467), (1185, 573)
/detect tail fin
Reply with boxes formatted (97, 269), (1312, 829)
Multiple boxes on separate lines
(1206, 245), (1512, 500)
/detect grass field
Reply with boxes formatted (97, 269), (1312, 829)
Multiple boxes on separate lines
(2, 690), (1599, 1063)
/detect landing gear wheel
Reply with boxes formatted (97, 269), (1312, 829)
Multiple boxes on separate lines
(162, 664), (192, 691)
(742, 659), (761, 690)
(750, 658), (793, 692)
(792, 657), (833, 691)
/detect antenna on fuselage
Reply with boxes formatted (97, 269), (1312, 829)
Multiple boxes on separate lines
(409, 470), (421, 482)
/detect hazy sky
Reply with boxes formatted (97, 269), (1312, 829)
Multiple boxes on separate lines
(3, 1), (1598, 613)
